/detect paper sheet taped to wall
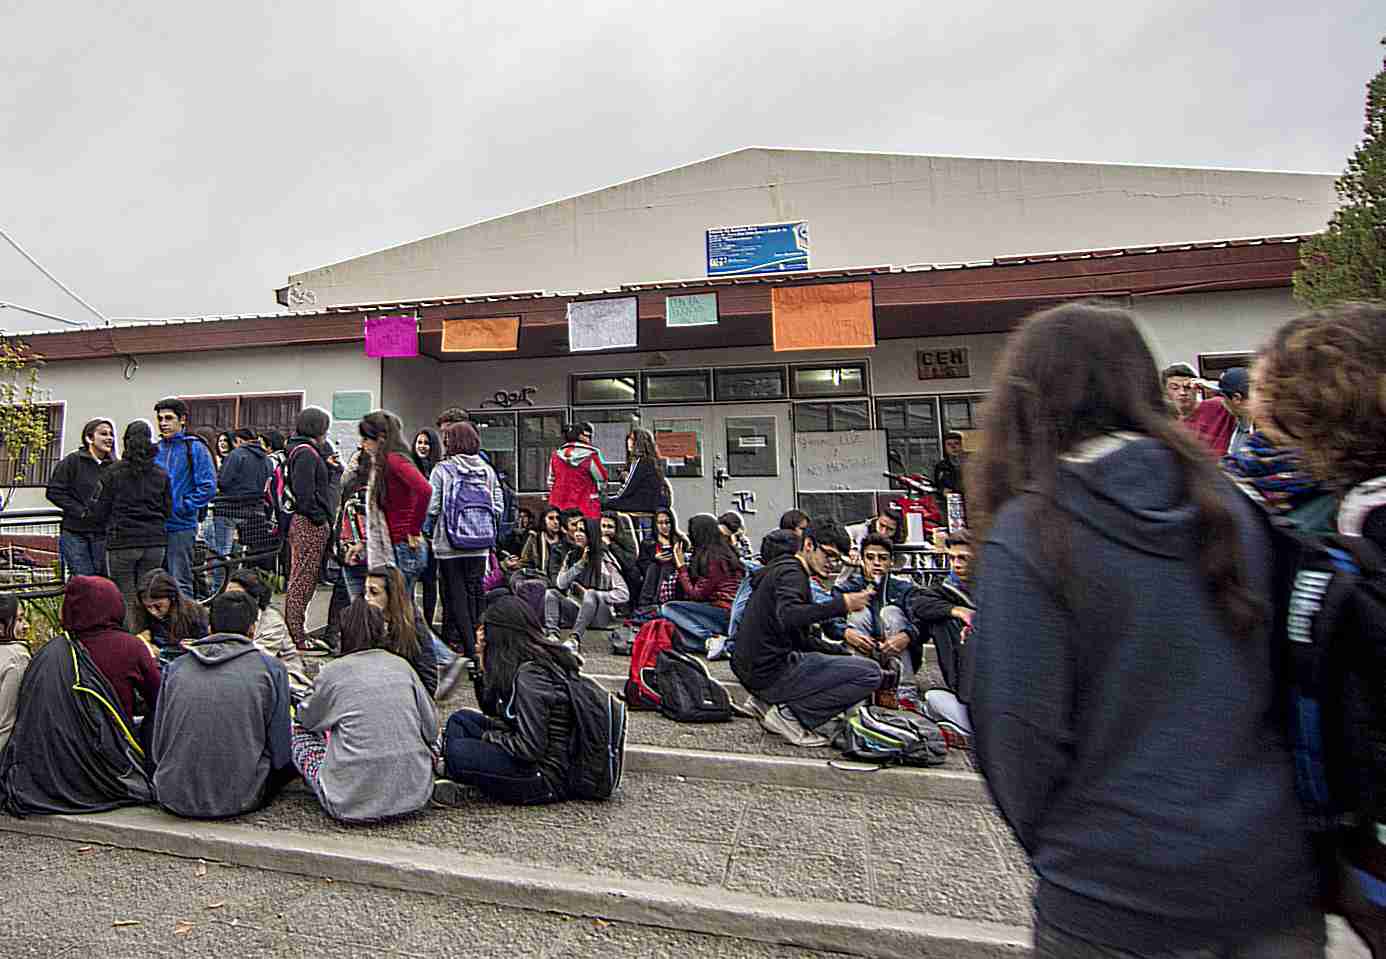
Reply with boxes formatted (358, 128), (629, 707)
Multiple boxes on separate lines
(655, 431), (698, 459)
(442, 316), (520, 352)
(365, 314), (419, 357)
(770, 282), (875, 352)
(665, 293), (718, 327)
(568, 298), (638, 352)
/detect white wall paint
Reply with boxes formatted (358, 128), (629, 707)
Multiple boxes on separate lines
(287, 149), (1337, 307)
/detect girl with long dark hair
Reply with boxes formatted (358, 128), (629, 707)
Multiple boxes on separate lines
(0, 593), (30, 755)
(542, 517), (628, 650)
(362, 566), (438, 697)
(356, 411), (433, 593)
(131, 569), (209, 664)
(85, 420), (172, 625)
(45, 417), (116, 577)
(634, 506), (687, 612)
(660, 513), (743, 656)
(965, 302), (1317, 957)
(439, 596), (581, 805)
(519, 506), (569, 584)
(604, 428), (669, 519)
(411, 428), (444, 626)
(284, 407), (334, 653)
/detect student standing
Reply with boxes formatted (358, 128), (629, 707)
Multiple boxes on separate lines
(603, 428), (669, 517)
(357, 412), (433, 590)
(85, 421), (171, 625)
(152, 398), (217, 598)
(284, 408), (334, 654)
(547, 421), (608, 519)
(966, 303), (1318, 958)
(45, 418), (116, 577)
(411, 428), (444, 626)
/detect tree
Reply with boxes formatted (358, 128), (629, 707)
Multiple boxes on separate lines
(1294, 41), (1386, 307)
(0, 340), (51, 495)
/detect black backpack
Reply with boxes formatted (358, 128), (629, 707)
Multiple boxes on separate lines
(561, 670), (627, 800)
(1269, 521), (1386, 833)
(654, 649), (732, 723)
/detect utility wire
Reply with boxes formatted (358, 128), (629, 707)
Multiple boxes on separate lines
(0, 299), (88, 328)
(0, 225), (109, 326)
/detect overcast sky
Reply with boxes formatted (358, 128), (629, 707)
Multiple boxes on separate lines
(2, 1), (1381, 331)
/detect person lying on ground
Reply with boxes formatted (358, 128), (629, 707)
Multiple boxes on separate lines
(62, 575), (162, 740)
(543, 517), (629, 652)
(909, 530), (977, 748)
(150, 590), (295, 819)
(440, 596), (582, 806)
(661, 513), (743, 660)
(0, 595), (31, 756)
(291, 598), (437, 823)
(131, 569), (208, 666)
(731, 521), (877, 748)
(824, 533), (919, 710)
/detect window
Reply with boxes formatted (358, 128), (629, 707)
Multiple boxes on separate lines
(641, 370), (711, 404)
(0, 404), (63, 487)
(797, 491), (879, 529)
(715, 367), (787, 402)
(790, 363), (867, 398)
(942, 396), (984, 432)
(725, 415), (779, 477)
(470, 411), (517, 487)
(1197, 352), (1254, 380)
(571, 374), (637, 406)
(653, 417), (703, 478)
(517, 411), (564, 493)
(581, 408), (639, 466)
(794, 401), (869, 433)
(182, 393), (303, 437)
(876, 397), (941, 484)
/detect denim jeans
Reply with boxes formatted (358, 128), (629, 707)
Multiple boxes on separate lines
(443, 708), (557, 805)
(727, 559), (761, 640)
(394, 540), (428, 594)
(922, 689), (972, 734)
(165, 528), (197, 598)
(60, 531), (106, 579)
(660, 601), (731, 653)
(756, 651), (881, 731)
(846, 604), (915, 684)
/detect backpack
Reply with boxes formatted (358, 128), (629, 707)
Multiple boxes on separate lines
(265, 445), (317, 525)
(654, 649), (732, 723)
(623, 618), (674, 711)
(833, 705), (949, 767)
(439, 462), (497, 551)
(1269, 522), (1386, 834)
(560, 669), (627, 800)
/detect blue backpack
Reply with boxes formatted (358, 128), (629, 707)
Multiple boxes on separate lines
(440, 462), (497, 551)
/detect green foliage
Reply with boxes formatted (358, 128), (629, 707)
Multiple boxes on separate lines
(0, 340), (51, 486)
(19, 594), (62, 651)
(1294, 41), (1386, 307)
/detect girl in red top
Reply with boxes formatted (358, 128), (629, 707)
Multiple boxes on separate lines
(660, 513), (744, 657)
(357, 412), (434, 594)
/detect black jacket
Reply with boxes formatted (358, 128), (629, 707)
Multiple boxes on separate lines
(731, 554), (847, 692)
(218, 443), (272, 500)
(604, 458), (667, 514)
(46, 450), (111, 534)
(932, 456), (964, 496)
(970, 435), (1314, 953)
(286, 437), (332, 526)
(480, 661), (574, 796)
(910, 576), (975, 694)
(85, 462), (172, 551)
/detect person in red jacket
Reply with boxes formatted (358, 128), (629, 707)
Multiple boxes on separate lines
(61, 575), (162, 731)
(1187, 367), (1253, 458)
(547, 422), (608, 520)
(660, 513), (744, 658)
(357, 411), (434, 594)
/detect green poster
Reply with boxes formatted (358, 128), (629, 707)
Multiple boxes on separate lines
(665, 292), (718, 327)
(331, 391), (373, 422)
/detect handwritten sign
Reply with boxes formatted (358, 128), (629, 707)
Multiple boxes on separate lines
(917, 346), (970, 381)
(365, 314), (419, 358)
(655, 431), (698, 460)
(568, 298), (638, 352)
(666, 293), (718, 327)
(793, 430), (888, 492)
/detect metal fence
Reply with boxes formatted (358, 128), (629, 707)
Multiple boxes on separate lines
(0, 508), (65, 599)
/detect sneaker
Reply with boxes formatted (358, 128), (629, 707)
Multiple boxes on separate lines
(435, 654), (470, 701)
(431, 778), (466, 808)
(705, 634), (730, 661)
(740, 695), (769, 722)
(544, 631), (561, 645)
(761, 704), (831, 748)
(298, 638), (333, 657)
(935, 719), (972, 751)
(609, 628), (631, 656)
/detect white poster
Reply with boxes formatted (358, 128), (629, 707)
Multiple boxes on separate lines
(568, 297), (638, 352)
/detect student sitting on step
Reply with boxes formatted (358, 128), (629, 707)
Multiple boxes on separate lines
(660, 513), (743, 659)
(731, 521), (878, 747)
(150, 590), (296, 818)
(131, 569), (209, 665)
(291, 598), (438, 823)
(0, 595), (31, 756)
(543, 517), (629, 651)
(634, 507), (688, 616)
(823, 533), (920, 711)
(439, 596), (581, 805)
(361, 566), (441, 699)
(909, 530), (977, 748)
(62, 574), (162, 745)
(518, 506), (571, 586)
(225, 569), (307, 683)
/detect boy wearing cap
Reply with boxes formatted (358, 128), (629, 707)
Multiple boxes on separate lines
(1188, 367), (1253, 457)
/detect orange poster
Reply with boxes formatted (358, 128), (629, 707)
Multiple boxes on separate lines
(770, 281), (875, 351)
(655, 431), (699, 459)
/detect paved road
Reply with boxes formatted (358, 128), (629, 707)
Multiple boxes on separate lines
(0, 833), (852, 959)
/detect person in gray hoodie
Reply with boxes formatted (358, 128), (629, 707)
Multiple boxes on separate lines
(150, 590), (294, 819)
(967, 303), (1320, 958)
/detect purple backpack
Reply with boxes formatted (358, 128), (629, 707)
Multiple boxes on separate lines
(440, 462), (497, 551)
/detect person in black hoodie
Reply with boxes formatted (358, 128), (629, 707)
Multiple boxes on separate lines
(284, 407), (333, 653)
(731, 522), (875, 748)
(209, 427), (275, 592)
(46, 417), (116, 577)
(604, 429), (669, 524)
(151, 589), (295, 819)
(84, 420), (171, 625)
(967, 302), (1318, 958)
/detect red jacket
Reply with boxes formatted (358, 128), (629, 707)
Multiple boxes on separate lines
(676, 558), (743, 609)
(382, 452), (433, 543)
(548, 442), (608, 519)
(1187, 399), (1237, 457)
(61, 575), (161, 722)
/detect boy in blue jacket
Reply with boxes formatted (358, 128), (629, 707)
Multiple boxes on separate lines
(823, 533), (919, 710)
(153, 398), (218, 597)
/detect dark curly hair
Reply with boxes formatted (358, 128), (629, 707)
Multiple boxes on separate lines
(1254, 303), (1386, 491)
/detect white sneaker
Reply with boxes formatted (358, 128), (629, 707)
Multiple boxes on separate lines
(761, 704), (831, 748)
(705, 634), (729, 661)
(742, 695), (769, 722)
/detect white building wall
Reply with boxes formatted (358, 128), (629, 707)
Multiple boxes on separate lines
(287, 148), (1337, 308)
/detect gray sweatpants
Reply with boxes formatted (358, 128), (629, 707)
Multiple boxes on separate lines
(543, 588), (615, 639)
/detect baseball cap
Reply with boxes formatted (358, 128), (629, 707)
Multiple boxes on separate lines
(1216, 367), (1250, 398)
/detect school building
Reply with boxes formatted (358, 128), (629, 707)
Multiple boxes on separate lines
(5, 148), (1337, 536)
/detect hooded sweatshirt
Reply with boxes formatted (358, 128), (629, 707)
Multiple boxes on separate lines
(218, 442), (272, 500)
(286, 436), (333, 525)
(153, 431), (218, 533)
(731, 554), (848, 692)
(151, 633), (293, 818)
(83, 459), (172, 551)
(62, 575), (162, 722)
(547, 442), (608, 519)
(969, 434), (1315, 953)
(46, 448), (111, 534)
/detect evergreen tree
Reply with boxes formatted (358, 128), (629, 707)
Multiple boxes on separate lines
(1294, 41), (1386, 307)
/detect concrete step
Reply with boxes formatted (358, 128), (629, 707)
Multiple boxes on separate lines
(0, 771), (1034, 958)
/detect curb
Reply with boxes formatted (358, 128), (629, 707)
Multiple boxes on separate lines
(624, 745), (989, 802)
(0, 809), (1029, 959)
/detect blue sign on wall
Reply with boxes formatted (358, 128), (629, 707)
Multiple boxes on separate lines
(706, 221), (809, 277)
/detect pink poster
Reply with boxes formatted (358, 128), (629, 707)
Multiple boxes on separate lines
(364, 314), (419, 358)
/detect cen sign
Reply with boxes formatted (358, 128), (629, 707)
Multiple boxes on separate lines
(917, 347), (970, 381)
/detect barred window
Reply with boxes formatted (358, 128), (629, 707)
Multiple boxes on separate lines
(0, 403), (64, 487)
